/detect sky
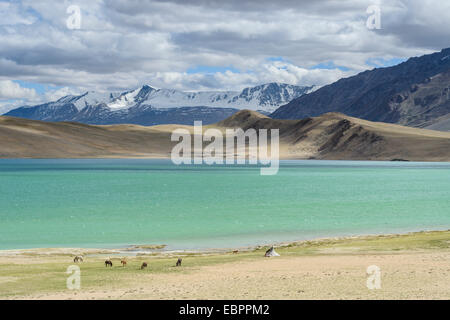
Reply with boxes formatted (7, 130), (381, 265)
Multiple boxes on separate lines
(0, 0), (449, 113)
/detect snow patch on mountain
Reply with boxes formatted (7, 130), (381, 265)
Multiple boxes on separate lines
(4, 82), (314, 125)
(103, 82), (314, 113)
(57, 91), (121, 111)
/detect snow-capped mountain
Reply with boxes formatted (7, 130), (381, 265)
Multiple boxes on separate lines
(4, 83), (313, 126)
(56, 91), (122, 111)
(106, 83), (314, 113)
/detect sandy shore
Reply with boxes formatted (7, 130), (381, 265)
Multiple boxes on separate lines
(1, 231), (449, 300)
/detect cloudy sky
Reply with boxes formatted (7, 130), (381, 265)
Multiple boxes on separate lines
(0, 0), (449, 113)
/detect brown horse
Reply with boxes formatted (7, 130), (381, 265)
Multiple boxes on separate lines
(140, 262), (148, 270)
(120, 259), (127, 267)
(105, 259), (113, 267)
(232, 250), (239, 254)
(176, 258), (182, 267)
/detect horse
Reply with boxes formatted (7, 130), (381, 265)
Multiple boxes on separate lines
(105, 259), (113, 267)
(140, 262), (148, 270)
(176, 258), (182, 267)
(232, 250), (239, 254)
(73, 256), (84, 263)
(120, 259), (127, 267)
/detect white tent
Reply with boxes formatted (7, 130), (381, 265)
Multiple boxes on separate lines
(264, 246), (280, 257)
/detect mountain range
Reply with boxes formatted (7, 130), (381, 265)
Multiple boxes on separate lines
(5, 47), (450, 132)
(272, 48), (450, 131)
(4, 83), (313, 126)
(2, 110), (450, 161)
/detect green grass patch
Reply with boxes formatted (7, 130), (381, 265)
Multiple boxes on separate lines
(0, 230), (449, 298)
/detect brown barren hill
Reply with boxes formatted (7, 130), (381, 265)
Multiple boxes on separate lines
(1, 110), (450, 161)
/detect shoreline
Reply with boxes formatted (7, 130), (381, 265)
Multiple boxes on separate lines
(1, 229), (449, 299)
(2, 157), (450, 162)
(1, 229), (449, 257)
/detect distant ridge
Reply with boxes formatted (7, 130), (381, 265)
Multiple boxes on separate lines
(217, 109), (270, 127)
(4, 82), (313, 126)
(272, 48), (450, 131)
(1, 110), (450, 161)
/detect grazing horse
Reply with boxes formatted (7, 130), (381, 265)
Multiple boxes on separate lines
(140, 262), (148, 270)
(73, 256), (84, 263)
(105, 259), (113, 267)
(176, 258), (182, 267)
(120, 259), (127, 267)
(232, 250), (239, 254)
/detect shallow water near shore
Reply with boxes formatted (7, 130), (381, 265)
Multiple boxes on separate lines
(1, 159), (450, 250)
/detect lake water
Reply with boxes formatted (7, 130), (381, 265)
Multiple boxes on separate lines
(0, 159), (449, 250)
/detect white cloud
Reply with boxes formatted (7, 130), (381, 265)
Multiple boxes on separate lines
(44, 86), (80, 101)
(148, 60), (351, 91)
(0, 80), (38, 100)
(0, 80), (41, 113)
(0, 0), (448, 106)
(0, 2), (36, 25)
(0, 100), (25, 114)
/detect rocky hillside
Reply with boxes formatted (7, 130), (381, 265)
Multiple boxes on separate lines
(272, 48), (450, 131)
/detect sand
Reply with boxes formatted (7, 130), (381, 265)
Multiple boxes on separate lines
(12, 252), (450, 300)
(2, 110), (450, 161)
(1, 231), (449, 300)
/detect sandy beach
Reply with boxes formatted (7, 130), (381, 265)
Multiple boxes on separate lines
(0, 230), (449, 300)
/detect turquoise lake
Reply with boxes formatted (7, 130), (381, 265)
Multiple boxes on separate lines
(0, 159), (449, 250)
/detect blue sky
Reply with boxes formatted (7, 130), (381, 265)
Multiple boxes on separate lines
(188, 58), (359, 75)
(13, 80), (62, 94)
(366, 57), (408, 68)
(311, 62), (351, 72)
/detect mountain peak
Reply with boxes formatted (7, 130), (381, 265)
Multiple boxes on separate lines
(4, 82), (311, 126)
(140, 84), (155, 91)
(271, 47), (450, 131)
